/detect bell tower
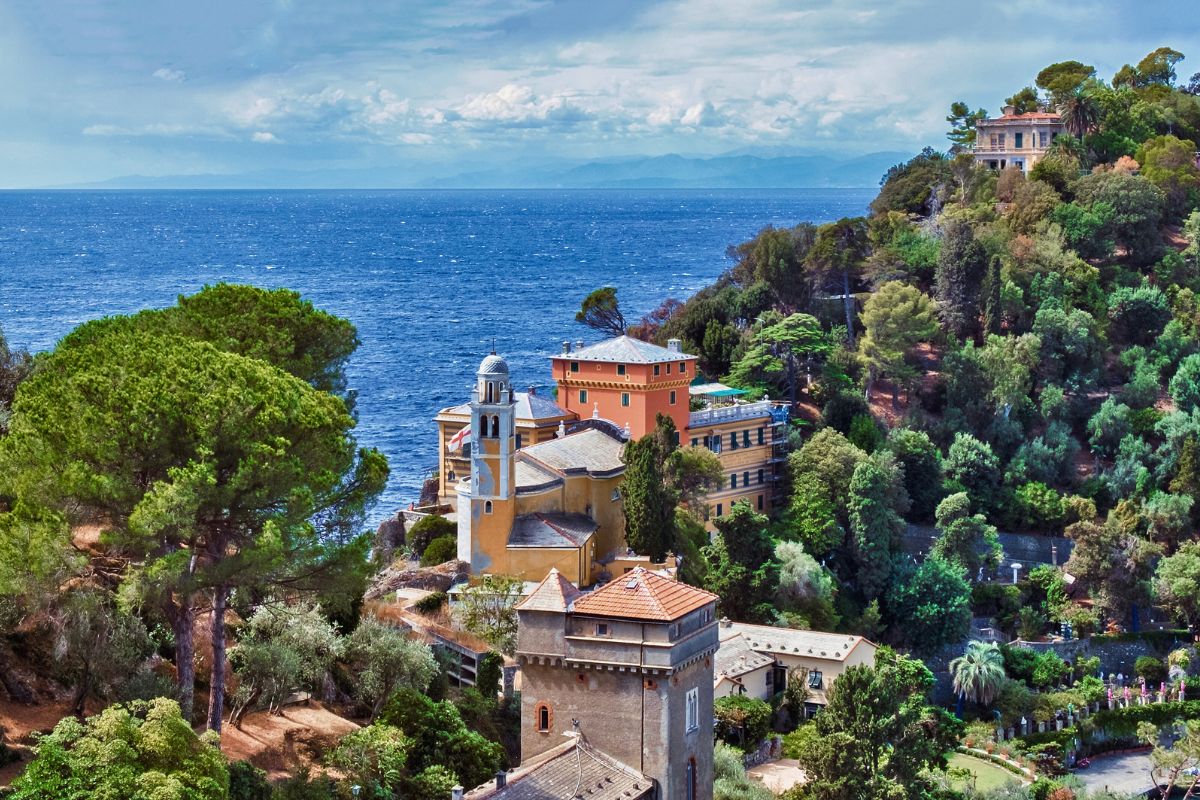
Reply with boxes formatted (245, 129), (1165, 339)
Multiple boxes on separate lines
(457, 352), (517, 569)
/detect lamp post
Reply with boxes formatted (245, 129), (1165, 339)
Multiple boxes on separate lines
(1010, 563), (1023, 584)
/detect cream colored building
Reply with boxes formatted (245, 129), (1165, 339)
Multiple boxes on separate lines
(714, 619), (877, 716)
(973, 107), (1065, 173)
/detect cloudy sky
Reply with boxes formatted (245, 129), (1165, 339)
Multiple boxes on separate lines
(2, 0), (1198, 187)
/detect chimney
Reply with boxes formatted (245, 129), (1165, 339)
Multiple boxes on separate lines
(495, 771), (507, 789)
(528, 385), (536, 397)
(575, 339), (584, 351)
(1002, 104), (1015, 116)
(720, 616), (732, 629)
(562, 341), (571, 355)
(667, 338), (681, 353)
(452, 787), (464, 800)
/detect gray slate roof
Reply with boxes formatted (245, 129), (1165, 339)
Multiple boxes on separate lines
(568, 335), (695, 364)
(443, 392), (572, 423)
(466, 738), (653, 800)
(519, 428), (625, 476)
(508, 513), (598, 549)
(515, 460), (563, 492)
(715, 631), (776, 682)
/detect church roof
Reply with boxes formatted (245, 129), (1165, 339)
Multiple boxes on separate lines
(508, 513), (598, 549)
(515, 460), (562, 492)
(519, 428), (624, 476)
(565, 335), (695, 364)
(516, 568), (584, 613)
(478, 353), (510, 375)
(466, 737), (653, 800)
(573, 567), (717, 622)
(440, 392), (572, 424)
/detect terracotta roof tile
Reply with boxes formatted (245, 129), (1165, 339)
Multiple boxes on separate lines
(572, 567), (717, 621)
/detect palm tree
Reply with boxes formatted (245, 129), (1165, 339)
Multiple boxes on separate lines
(950, 641), (1007, 713)
(1058, 90), (1100, 140)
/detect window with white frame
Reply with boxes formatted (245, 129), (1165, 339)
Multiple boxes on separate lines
(685, 687), (699, 732)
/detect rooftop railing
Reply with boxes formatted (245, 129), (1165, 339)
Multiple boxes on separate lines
(690, 400), (786, 427)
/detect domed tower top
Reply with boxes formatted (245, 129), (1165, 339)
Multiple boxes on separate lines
(478, 353), (510, 376)
(475, 352), (512, 405)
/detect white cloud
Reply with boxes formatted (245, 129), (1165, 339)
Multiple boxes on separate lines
(152, 67), (186, 82)
(452, 84), (590, 126)
(251, 131), (279, 143)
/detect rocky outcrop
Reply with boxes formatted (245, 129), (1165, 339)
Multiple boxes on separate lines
(365, 559), (469, 600)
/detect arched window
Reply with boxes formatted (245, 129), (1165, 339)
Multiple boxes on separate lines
(686, 758), (697, 800)
(484, 500), (493, 514)
(486, 382), (494, 403)
(534, 702), (552, 732)
(491, 416), (500, 437)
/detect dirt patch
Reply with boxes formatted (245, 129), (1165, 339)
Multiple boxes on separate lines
(220, 702), (360, 777)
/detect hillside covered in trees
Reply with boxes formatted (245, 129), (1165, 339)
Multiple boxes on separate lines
(610, 47), (1200, 657)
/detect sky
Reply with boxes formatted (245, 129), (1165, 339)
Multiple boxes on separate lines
(2, 0), (1199, 187)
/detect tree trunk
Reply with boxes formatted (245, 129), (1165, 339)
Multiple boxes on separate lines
(842, 269), (855, 346)
(207, 584), (229, 733)
(170, 598), (196, 721)
(71, 664), (90, 717)
(0, 646), (34, 704)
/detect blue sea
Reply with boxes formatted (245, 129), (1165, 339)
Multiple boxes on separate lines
(0, 189), (874, 523)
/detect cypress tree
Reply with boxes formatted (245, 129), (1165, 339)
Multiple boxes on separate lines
(849, 459), (906, 601)
(982, 254), (1003, 335)
(935, 220), (986, 341)
(622, 434), (674, 562)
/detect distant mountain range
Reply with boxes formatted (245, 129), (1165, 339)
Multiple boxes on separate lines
(64, 151), (909, 190)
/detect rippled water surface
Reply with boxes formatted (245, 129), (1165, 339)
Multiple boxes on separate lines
(0, 189), (874, 520)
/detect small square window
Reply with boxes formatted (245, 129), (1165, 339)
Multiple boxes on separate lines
(617, 364), (626, 376)
(808, 670), (823, 689)
(596, 623), (609, 636)
(570, 361), (579, 373)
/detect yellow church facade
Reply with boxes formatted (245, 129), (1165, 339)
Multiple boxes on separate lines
(452, 353), (637, 586)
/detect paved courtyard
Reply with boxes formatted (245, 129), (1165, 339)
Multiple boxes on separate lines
(747, 759), (806, 794)
(1074, 750), (1155, 797)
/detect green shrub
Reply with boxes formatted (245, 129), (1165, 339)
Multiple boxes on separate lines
(847, 414), (883, 453)
(714, 695), (773, 748)
(420, 535), (458, 566)
(406, 514), (456, 557)
(1012, 482), (1066, 532)
(412, 591), (447, 614)
(1134, 655), (1167, 684)
(229, 760), (272, 800)
(821, 390), (870, 434)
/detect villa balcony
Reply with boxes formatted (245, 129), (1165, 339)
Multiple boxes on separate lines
(690, 400), (786, 428)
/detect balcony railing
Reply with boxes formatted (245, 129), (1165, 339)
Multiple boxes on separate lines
(690, 400), (786, 428)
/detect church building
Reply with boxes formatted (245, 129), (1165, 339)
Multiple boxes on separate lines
(438, 336), (790, 585)
(467, 567), (719, 800)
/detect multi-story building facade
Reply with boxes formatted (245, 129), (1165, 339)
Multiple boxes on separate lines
(973, 106), (1065, 173)
(437, 336), (789, 583)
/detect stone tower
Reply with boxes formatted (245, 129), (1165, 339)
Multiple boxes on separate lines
(457, 352), (517, 569)
(515, 567), (719, 800)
